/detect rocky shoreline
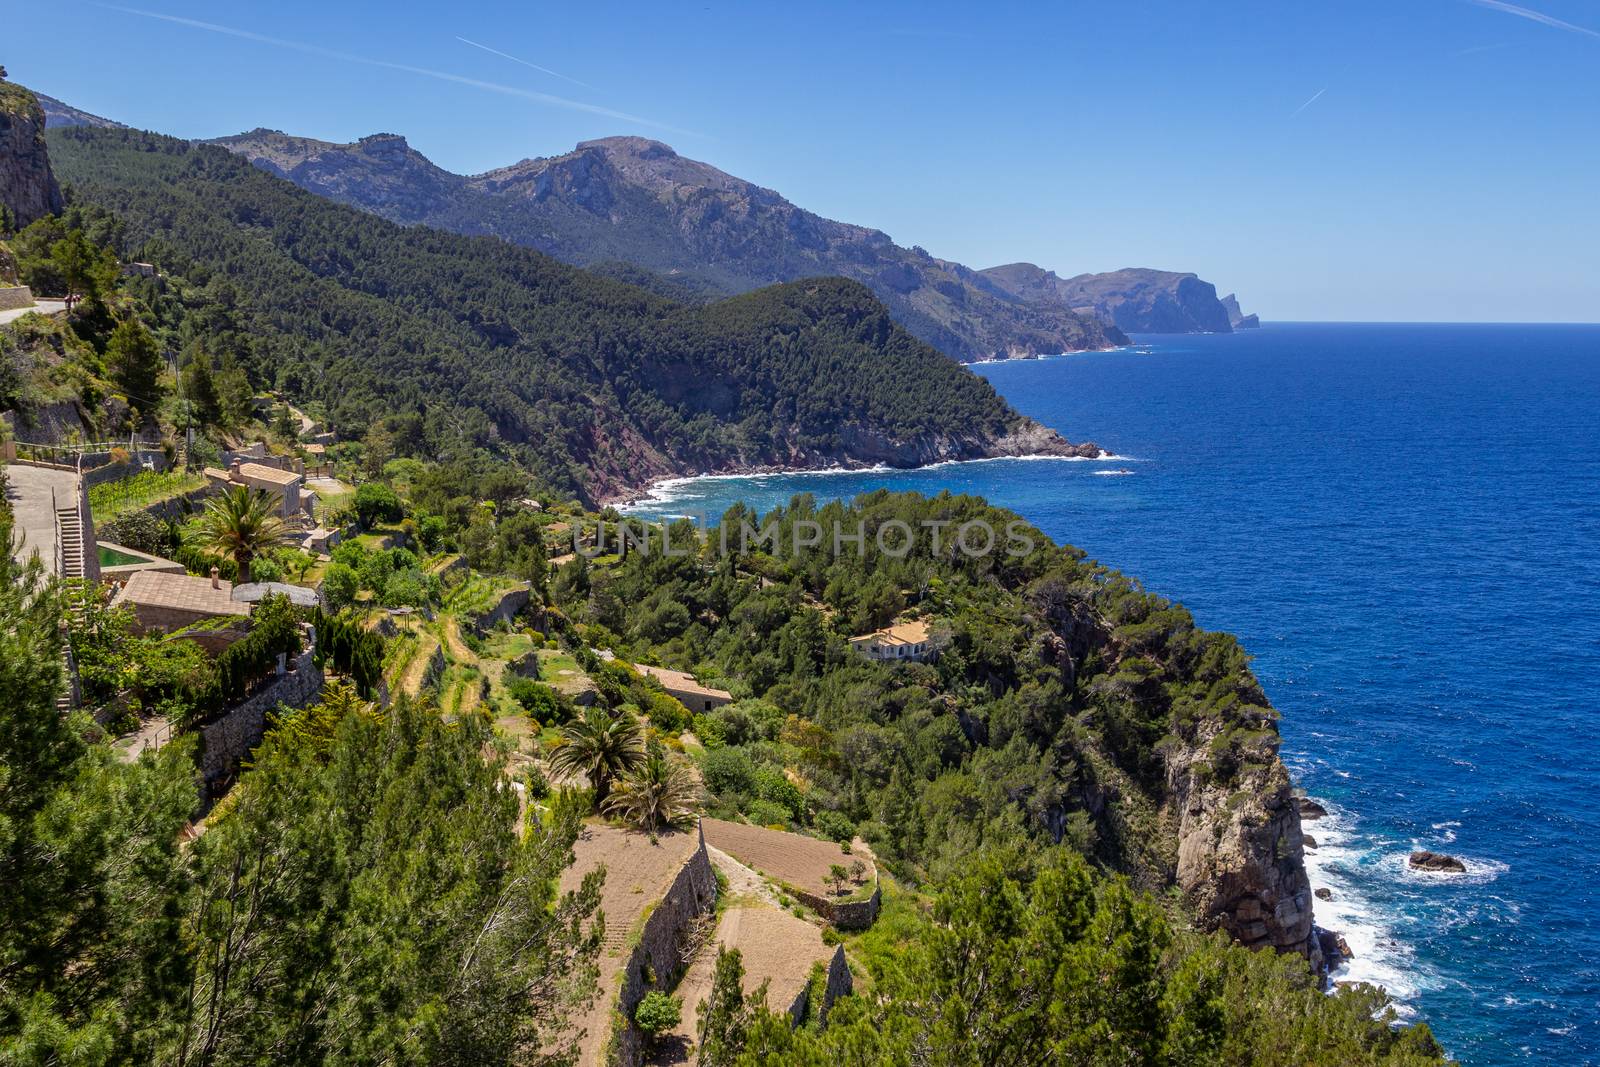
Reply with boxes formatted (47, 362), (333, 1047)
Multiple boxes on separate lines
(599, 417), (1109, 508)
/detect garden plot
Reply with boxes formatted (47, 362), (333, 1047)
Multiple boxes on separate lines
(702, 819), (875, 903)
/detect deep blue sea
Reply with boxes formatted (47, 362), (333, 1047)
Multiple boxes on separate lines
(624, 323), (1600, 1065)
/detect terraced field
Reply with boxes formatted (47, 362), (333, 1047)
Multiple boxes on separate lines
(559, 824), (703, 1067)
(702, 819), (876, 903)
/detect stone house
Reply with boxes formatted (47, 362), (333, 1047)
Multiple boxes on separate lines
(849, 618), (937, 663)
(111, 569), (250, 634)
(636, 664), (733, 713)
(204, 460), (313, 519)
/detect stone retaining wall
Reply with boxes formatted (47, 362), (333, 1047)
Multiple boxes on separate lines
(804, 944), (852, 1026)
(790, 883), (881, 931)
(469, 584), (531, 635)
(611, 822), (717, 1067)
(0, 285), (34, 311)
(198, 644), (323, 790)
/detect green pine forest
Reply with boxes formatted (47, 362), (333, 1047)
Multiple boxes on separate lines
(39, 126), (1035, 504)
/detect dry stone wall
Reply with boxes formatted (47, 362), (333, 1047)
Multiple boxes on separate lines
(610, 822), (717, 1067)
(198, 645), (323, 789)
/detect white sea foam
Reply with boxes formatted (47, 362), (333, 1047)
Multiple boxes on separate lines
(1301, 801), (1437, 1016)
(618, 453), (1138, 511)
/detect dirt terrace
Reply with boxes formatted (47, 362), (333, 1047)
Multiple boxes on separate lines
(702, 818), (875, 901)
(655, 847), (841, 1065)
(560, 823), (702, 1067)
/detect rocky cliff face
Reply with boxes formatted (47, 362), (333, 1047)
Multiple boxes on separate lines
(1165, 718), (1322, 967)
(1034, 588), (1321, 971)
(36, 93), (125, 130)
(209, 130), (1127, 362)
(983, 263), (1244, 334)
(0, 82), (64, 228)
(1220, 292), (1260, 329)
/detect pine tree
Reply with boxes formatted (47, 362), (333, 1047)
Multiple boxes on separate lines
(0, 511), (197, 1062)
(697, 947), (765, 1067)
(105, 317), (164, 416)
(214, 352), (254, 430)
(171, 694), (602, 1065)
(181, 350), (222, 429)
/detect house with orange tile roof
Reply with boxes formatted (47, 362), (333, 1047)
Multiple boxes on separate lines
(849, 618), (938, 663)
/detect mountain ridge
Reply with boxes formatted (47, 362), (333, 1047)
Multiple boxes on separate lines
(207, 127), (1131, 362)
(44, 125), (1104, 504)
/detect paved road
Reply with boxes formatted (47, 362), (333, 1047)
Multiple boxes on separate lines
(0, 299), (68, 326)
(4, 463), (77, 571)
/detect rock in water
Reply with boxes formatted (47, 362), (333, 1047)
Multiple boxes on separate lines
(1315, 887), (1333, 901)
(1409, 850), (1466, 873)
(1316, 928), (1356, 963)
(1297, 797), (1329, 820)
(1303, 833), (1318, 850)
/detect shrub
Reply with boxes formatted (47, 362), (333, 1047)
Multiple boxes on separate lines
(754, 766), (806, 821)
(381, 568), (432, 609)
(418, 514), (449, 552)
(700, 746), (757, 797)
(98, 511), (173, 556)
(743, 799), (792, 829)
(813, 809), (856, 844)
(633, 992), (681, 1039)
(321, 562), (359, 610)
(505, 677), (566, 725)
(353, 483), (403, 527)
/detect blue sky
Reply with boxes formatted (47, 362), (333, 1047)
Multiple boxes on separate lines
(7, 0), (1599, 322)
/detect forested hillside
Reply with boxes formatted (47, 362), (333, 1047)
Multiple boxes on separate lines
(43, 127), (1093, 502)
(209, 129), (1128, 361)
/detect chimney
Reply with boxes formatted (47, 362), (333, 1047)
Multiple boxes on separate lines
(228, 459), (242, 481)
(210, 566), (221, 589)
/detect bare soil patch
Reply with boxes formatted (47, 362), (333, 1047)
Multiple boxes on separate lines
(703, 818), (875, 901)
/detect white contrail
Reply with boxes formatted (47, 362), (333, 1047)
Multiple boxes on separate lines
(1467, 0), (1600, 40)
(455, 36), (595, 92)
(1290, 87), (1328, 118)
(99, 5), (697, 136)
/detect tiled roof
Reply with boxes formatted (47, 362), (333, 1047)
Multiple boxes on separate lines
(113, 571), (249, 617)
(636, 663), (732, 700)
(851, 618), (932, 646)
(237, 462), (301, 487)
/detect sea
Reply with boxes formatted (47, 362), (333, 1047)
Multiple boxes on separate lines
(621, 323), (1600, 1065)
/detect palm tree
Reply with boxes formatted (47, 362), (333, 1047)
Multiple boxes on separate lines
(548, 706), (646, 808)
(603, 753), (702, 834)
(194, 485), (291, 583)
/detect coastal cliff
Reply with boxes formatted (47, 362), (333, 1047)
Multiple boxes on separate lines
(1032, 566), (1321, 970)
(983, 263), (1250, 334)
(1167, 719), (1321, 965)
(0, 80), (63, 228)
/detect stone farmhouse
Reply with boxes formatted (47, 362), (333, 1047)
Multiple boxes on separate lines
(636, 663), (733, 713)
(849, 618), (937, 663)
(203, 459), (314, 519)
(111, 568), (250, 634)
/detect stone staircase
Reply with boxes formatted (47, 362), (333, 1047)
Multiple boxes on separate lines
(54, 498), (87, 711)
(56, 503), (87, 578)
